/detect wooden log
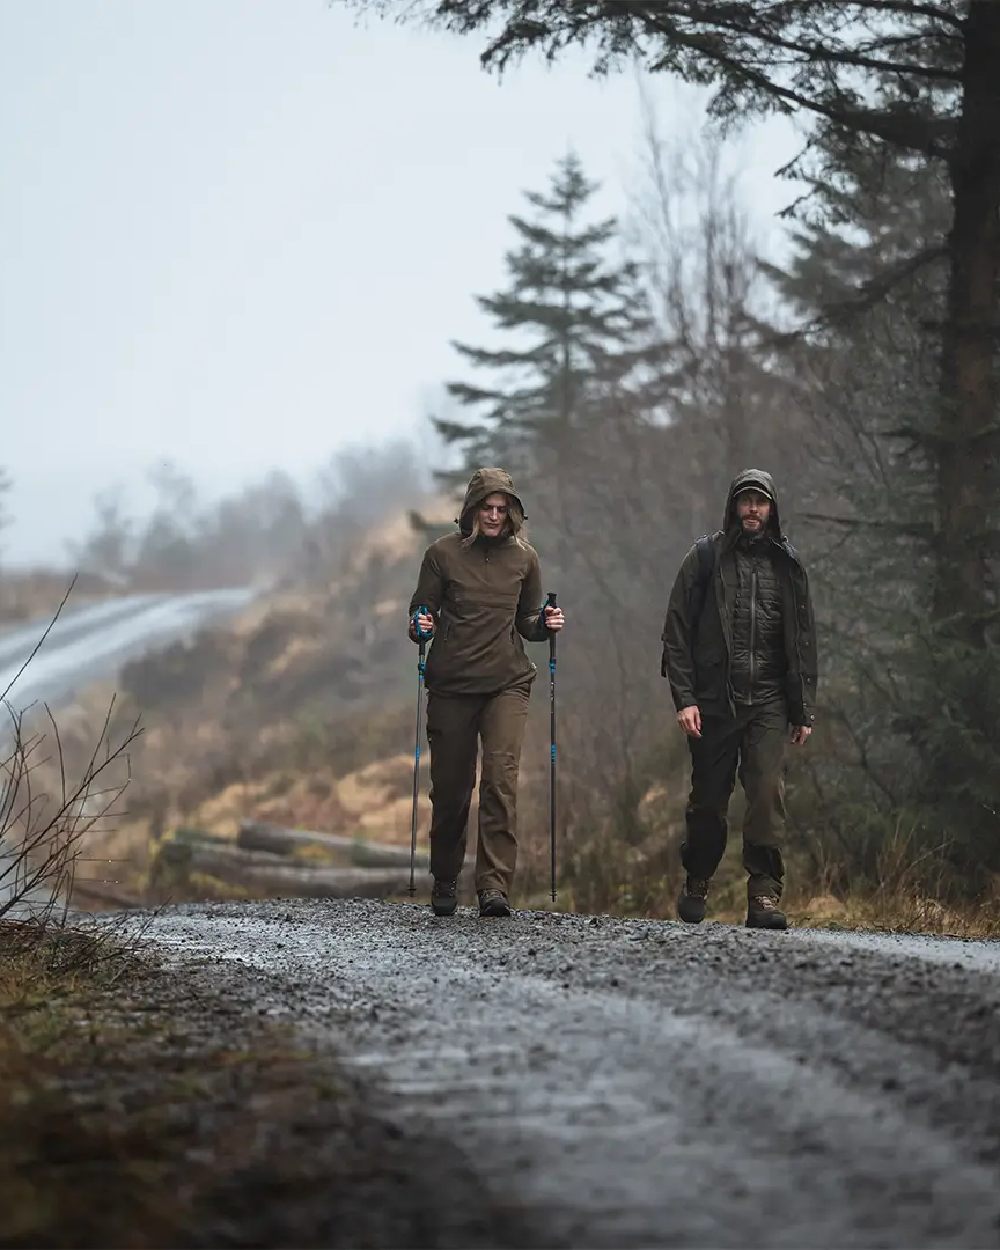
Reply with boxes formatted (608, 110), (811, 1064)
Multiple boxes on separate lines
(171, 826), (232, 847)
(236, 820), (431, 869)
(159, 837), (418, 899)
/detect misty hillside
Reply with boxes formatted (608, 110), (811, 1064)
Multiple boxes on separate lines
(113, 510), (426, 849)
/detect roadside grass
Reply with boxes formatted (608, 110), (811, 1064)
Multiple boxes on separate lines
(0, 918), (350, 1248)
(0, 920), (178, 1246)
(520, 880), (1000, 937)
(521, 828), (1000, 939)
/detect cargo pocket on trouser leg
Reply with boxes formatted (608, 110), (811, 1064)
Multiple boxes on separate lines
(477, 750), (519, 893)
(476, 684), (530, 896)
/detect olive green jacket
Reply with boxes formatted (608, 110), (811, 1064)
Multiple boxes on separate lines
(408, 468), (549, 695)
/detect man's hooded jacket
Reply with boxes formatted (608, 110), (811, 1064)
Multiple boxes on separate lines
(661, 470), (818, 726)
(409, 467), (549, 696)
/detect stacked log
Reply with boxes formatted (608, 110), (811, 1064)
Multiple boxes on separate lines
(150, 820), (472, 901)
(235, 820), (426, 868)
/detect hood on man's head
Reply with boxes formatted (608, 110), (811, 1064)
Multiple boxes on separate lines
(724, 468), (782, 535)
(458, 467), (526, 536)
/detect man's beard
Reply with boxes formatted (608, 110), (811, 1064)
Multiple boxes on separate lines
(741, 518), (766, 541)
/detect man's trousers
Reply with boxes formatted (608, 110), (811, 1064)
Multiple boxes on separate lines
(682, 700), (788, 899)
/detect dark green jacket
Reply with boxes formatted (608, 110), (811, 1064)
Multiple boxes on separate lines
(661, 470), (818, 726)
(409, 468), (549, 696)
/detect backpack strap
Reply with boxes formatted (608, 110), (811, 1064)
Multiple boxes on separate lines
(690, 534), (717, 630)
(661, 533), (718, 681)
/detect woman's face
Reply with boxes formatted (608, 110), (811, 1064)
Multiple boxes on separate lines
(478, 492), (510, 539)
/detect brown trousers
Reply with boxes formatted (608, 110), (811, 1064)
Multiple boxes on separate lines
(425, 683), (531, 895)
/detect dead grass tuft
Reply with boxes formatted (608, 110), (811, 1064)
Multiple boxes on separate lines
(0, 919), (354, 1247)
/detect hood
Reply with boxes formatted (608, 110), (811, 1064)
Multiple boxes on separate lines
(458, 467), (526, 537)
(723, 468), (782, 536)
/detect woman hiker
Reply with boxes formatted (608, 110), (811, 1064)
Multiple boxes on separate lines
(408, 467), (565, 918)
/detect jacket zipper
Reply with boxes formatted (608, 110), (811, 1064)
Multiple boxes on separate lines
(749, 563), (758, 701)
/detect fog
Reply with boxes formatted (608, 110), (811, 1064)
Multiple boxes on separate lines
(0, 0), (799, 569)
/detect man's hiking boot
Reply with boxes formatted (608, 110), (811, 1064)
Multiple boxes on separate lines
(431, 878), (458, 917)
(746, 894), (788, 930)
(478, 889), (511, 918)
(677, 876), (709, 924)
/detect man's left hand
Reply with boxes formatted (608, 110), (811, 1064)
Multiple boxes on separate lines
(790, 725), (812, 746)
(544, 606), (565, 632)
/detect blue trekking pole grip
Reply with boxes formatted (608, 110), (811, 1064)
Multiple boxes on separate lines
(546, 591), (558, 903)
(409, 604), (432, 896)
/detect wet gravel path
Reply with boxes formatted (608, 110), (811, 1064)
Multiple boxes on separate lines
(144, 899), (1000, 1249)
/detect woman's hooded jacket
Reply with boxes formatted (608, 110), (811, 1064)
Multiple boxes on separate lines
(409, 468), (549, 695)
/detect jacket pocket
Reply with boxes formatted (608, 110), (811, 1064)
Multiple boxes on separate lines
(694, 658), (725, 698)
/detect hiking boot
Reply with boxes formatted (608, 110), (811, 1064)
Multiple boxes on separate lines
(677, 876), (709, 924)
(746, 894), (788, 930)
(478, 889), (511, 918)
(431, 878), (458, 917)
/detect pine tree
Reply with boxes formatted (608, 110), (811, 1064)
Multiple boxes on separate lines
(437, 152), (657, 482)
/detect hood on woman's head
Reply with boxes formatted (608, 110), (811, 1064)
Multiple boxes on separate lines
(458, 467), (526, 536)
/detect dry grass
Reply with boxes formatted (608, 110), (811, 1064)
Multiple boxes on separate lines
(531, 879), (1000, 937)
(525, 816), (1000, 938)
(0, 918), (356, 1248)
(787, 884), (1000, 938)
(1, 679), (143, 924)
(784, 820), (1000, 937)
(0, 920), (178, 1246)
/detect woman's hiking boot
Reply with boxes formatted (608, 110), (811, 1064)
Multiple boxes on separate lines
(478, 889), (511, 918)
(677, 876), (709, 924)
(746, 894), (788, 930)
(431, 878), (458, 917)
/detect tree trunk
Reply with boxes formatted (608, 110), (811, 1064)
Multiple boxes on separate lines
(936, 0), (1000, 639)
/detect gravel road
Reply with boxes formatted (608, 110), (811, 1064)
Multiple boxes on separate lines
(144, 898), (1000, 1249)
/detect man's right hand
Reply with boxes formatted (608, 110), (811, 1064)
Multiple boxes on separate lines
(409, 612), (435, 641)
(677, 705), (702, 738)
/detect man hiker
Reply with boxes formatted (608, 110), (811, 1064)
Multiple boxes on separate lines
(408, 467), (565, 919)
(661, 469), (818, 930)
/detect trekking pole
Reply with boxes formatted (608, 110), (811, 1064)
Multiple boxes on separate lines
(409, 605), (431, 897)
(545, 591), (558, 903)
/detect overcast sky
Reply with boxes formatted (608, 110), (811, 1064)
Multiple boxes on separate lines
(1, 0), (802, 567)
